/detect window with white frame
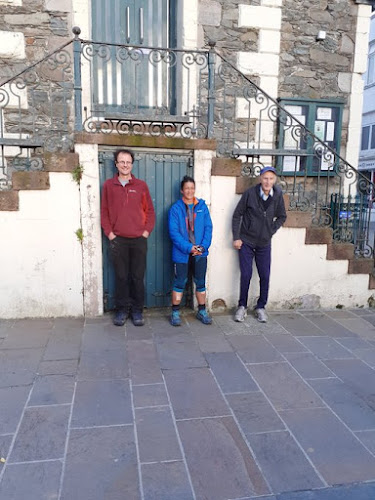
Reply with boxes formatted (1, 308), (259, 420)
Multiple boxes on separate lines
(367, 44), (375, 86)
(361, 124), (375, 151)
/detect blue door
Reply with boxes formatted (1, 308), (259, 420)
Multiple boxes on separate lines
(100, 150), (193, 310)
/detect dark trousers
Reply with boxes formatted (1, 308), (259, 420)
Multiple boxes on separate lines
(238, 242), (271, 309)
(110, 236), (147, 312)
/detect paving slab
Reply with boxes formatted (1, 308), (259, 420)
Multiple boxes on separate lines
(355, 430), (375, 455)
(132, 383), (169, 408)
(296, 336), (354, 360)
(308, 378), (375, 431)
(271, 313), (325, 337)
(329, 317), (375, 340)
(77, 348), (129, 380)
(352, 348), (375, 367)
(227, 392), (285, 435)
(142, 461), (194, 500)
(9, 405), (70, 462)
(248, 430), (324, 494)
(0, 434), (13, 464)
(155, 338), (207, 369)
(61, 426), (140, 500)
(247, 362), (323, 411)
(283, 352), (335, 379)
(0, 385), (31, 434)
(264, 333), (308, 353)
(37, 359), (79, 376)
(135, 406), (181, 463)
(72, 379), (132, 427)
(301, 312), (356, 337)
(205, 352), (258, 393)
(0, 461), (62, 500)
(178, 416), (270, 499)
(280, 407), (375, 484)
(127, 340), (163, 384)
(228, 335), (284, 363)
(164, 367), (230, 419)
(335, 336), (374, 350)
(28, 374), (75, 406)
(0, 348), (43, 387)
(277, 481), (375, 499)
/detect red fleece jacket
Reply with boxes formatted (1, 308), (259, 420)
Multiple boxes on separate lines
(101, 174), (155, 238)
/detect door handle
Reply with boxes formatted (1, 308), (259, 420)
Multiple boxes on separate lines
(126, 6), (130, 43)
(139, 7), (144, 44)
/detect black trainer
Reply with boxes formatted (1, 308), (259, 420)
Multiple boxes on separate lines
(113, 310), (128, 326)
(131, 311), (145, 326)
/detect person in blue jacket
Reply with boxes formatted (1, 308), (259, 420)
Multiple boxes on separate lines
(168, 175), (213, 326)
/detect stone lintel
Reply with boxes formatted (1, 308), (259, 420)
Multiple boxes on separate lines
(0, 190), (19, 211)
(74, 133), (217, 151)
(12, 171), (50, 190)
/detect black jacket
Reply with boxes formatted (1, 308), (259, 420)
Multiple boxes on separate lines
(232, 183), (287, 247)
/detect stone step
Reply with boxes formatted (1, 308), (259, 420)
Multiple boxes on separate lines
(12, 171), (50, 191)
(284, 211), (312, 228)
(369, 274), (375, 290)
(305, 227), (333, 245)
(326, 243), (355, 260)
(348, 259), (374, 275)
(44, 152), (80, 172)
(0, 190), (19, 211)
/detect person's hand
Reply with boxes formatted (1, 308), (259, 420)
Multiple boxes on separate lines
(142, 230), (149, 238)
(233, 239), (243, 250)
(108, 232), (117, 241)
(190, 245), (202, 256)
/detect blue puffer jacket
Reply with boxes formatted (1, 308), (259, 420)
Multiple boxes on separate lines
(168, 197), (213, 264)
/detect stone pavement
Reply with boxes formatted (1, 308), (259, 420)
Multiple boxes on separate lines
(2, 310), (375, 500)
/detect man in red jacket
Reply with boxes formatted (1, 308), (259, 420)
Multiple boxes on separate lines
(101, 149), (155, 326)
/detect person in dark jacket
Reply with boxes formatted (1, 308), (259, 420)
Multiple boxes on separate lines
(168, 176), (213, 326)
(232, 166), (286, 323)
(101, 149), (155, 327)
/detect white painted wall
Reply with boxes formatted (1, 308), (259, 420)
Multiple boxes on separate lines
(0, 173), (84, 318)
(208, 176), (373, 311)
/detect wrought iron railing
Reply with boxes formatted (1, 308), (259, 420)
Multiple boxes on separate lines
(0, 28), (374, 262)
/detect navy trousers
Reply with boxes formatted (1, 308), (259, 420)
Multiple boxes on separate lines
(238, 242), (271, 309)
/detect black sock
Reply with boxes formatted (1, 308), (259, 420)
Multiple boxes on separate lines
(198, 304), (206, 311)
(172, 305), (180, 311)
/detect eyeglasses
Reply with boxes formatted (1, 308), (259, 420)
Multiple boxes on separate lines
(116, 161), (133, 166)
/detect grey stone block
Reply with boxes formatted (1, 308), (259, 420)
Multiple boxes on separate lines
(280, 407), (375, 484)
(135, 407), (181, 462)
(227, 392), (285, 435)
(10, 405), (70, 462)
(178, 417), (269, 499)
(28, 374), (75, 406)
(127, 340), (163, 384)
(61, 426), (140, 500)
(248, 362), (323, 410)
(0, 385), (31, 434)
(133, 383), (168, 408)
(156, 338), (207, 369)
(0, 348), (43, 387)
(264, 333), (308, 353)
(205, 352), (258, 393)
(297, 336), (354, 360)
(78, 348), (129, 380)
(302, 312), (356, 337)
(228, 335), (284, 363)
(164, 368), (229, 419)
(37, 359), (78, 376)
(0, 461), (62, 500)
(248, 430), (323, 494)
(283, 352), (335, 379)
(142, 461), (194, 500)
(309, 378), (375, 431)
(72, 379), (132, 427)
(272, 313), (325, 336)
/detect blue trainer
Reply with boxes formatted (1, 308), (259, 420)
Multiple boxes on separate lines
(170, 310), (181, 326)
(113, 310), (128, 326)
(196, 309), (212, 325)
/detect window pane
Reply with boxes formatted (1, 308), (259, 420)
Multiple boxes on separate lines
(362, 126), (370, 150)
(371, 125), (375, 150)
(368, 54), (375, 85)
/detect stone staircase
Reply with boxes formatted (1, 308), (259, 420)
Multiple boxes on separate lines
(0, 152), (79, 211)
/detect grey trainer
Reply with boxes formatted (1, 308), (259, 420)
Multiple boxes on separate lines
(234, 306), (247, 322)
(255, 308), (268, 323)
